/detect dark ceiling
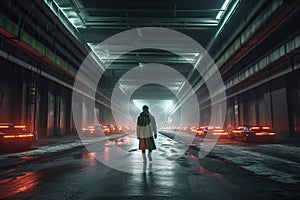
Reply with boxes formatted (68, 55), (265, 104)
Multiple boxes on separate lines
(43, 0), (268, 101)
(56, 0), (224, 45)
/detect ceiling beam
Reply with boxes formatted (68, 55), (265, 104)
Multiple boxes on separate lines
(60, 7), (223, 13)
(106, 63), (193, 73)
(85, 16), (218, 24)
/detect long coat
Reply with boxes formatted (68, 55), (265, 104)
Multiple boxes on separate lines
(137, 111), (157, 150)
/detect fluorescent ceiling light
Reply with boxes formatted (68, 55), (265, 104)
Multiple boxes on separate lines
(132, 100), (174, 111)
(68, 18), (84, 27)
(194, 54), (203, 68)
(215, 0), (239, 38)
(132, 100), (147, 111)
(118, 83), (126, 94)
(216, 0), (231, 20)
(52, 0), (84, 28)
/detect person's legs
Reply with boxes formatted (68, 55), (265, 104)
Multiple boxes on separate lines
(148, 150), (152, 161)
(142, 149), (146, 162)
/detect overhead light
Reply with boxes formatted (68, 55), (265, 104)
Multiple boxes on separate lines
(215, 0), (240, 38)
(185, 57), (196, 62)
(216, 0), (231, 20)
(132, 100), (174, 111)
(177, 81), (186, 95)
(118, 83), (126, 94)
(162, 100), (174, 111)
(132, 100), (146, 110)
(68, 17), (84, 27)
(194, 54), (203, 68)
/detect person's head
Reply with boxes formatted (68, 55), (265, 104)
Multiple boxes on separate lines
(142, 105), (149, 111)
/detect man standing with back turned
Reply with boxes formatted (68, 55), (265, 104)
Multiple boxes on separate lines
(137, 105), (157, 161)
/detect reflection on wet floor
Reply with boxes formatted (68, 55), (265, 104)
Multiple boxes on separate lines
(0, 171), (41, 199)
(0, 160), (82, 199)
(82, 134), (194, 174)
(80, 152), (99, 173)
(184, 152), (224, 177)
(81, 152), (96, 160)
(78, 133), (224, 177)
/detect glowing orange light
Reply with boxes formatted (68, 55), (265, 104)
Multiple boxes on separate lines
(0, 125), (9, 128)
(3, 134), (34, 139)
(255, 133), (264, 136)
(255, 132), (275, 136)
(213, 132), (228, 135)
(251, 126), (260, 130)
(262, 126), (270, 130)
(83, 126), (95, 132)
(232, 130), (242, 133)
(14, 125), (26, 128)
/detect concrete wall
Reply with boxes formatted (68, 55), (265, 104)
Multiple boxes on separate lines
(0, 57), (77, 137)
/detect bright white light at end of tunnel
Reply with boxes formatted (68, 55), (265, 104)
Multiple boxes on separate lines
(132, 99), (173, 111)
(132, 99), (174, 130)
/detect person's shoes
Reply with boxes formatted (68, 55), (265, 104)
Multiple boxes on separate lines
(148, 152), (152, 161)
